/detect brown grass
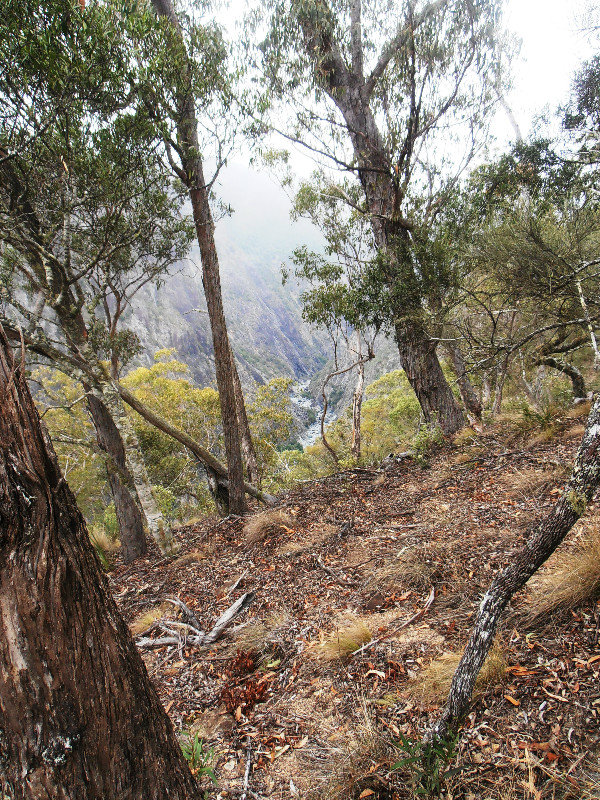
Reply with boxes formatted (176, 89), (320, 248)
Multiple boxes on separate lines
(243, 509), (294, 545)
(452, 426), (479, 446)
(233, 610), (291, 654)
(171, 548), (206, 567)
(314, 620), (372, 662)
(129, 603), (171, 636)
(408, 642), (507, 705)
(525, 517), (600, 622)
(369, 542), (453, 594)
(498, 465), (568, 498)
(277, 523), (335, 556)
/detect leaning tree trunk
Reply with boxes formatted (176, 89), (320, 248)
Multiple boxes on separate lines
(444, 342), (483, 426)
(0, 325), (200, 800)
(150, 0), (247, 515)
(536, 356), (587, 400)
(430, 392), (600, 743)
(86, 393), (148, 563)
(395, 319), (465, 434)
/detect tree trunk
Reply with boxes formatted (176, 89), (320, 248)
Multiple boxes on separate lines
(293, 7), (466, 436)
(231, 352), (260, 486)
(101, 383), (176, 555)
(444, 342), (483, 426)
(0, 325), (200, 800)
(150, 0), (247, 515)
(395, 319), (465, 434)
(189, 185), (246, 514)
(85, 393), (148, 564)
(430, 393), (600, 743)
(536, 356), (587, 400)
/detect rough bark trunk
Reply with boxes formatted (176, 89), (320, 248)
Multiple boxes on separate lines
(430, 393), (600, 743)
(150, 0), (247, 515)
(231, 352), (260, 486)
(189, 186), (246, 514)
(444, 342), (483, 426)
(0, 325), (201, 800)
(395, 319), (465, 434)
(536, 356), (587, 400)
(85, 393), (148, 563)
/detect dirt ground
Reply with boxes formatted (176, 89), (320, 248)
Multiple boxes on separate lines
(109, 408), (600, 799)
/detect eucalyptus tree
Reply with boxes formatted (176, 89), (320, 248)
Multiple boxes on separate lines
(0, 324), (202, 800)
(455, 140), (600, 403)
(126, 0), (258, 511)
(257, 0), (506, 433)
(0, 0), (194, 560)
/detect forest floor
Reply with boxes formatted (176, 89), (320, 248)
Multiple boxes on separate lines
(110, 405), (600, 800)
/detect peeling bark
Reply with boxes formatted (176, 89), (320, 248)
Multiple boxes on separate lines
(0, 325), (201, 799)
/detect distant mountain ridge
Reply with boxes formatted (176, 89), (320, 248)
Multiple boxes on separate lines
(126, 163), (330, 389)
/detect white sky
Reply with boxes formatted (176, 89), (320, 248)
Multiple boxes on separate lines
(501, 0), (596, 144)
(221, 0), (599, 175)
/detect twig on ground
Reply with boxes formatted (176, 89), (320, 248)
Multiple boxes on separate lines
(350, 586), (436, 657)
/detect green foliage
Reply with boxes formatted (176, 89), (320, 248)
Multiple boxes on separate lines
(31, 368), (108, 526)
(248, 377), (295, 480)
(122, 350), (220, 518)
(413, 423), (445, 467)
(180, 732), (217, 786)
(359, 371), (421, 463)
(392, 732), (463, 797)
(103, 504), (119, 539)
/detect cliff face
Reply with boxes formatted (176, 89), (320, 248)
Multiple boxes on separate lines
(126, 164), (329, 388)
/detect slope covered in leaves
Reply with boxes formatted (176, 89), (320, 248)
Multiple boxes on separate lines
(110, 407), (600, 799)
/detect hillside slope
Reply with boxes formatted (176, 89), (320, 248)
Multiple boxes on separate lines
(110, 406), (600, 799)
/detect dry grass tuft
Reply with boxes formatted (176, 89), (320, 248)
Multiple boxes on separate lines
(243, 509), (294, 544)
(498, 465), (568, 499)
(315, 620), (372, 662)
(172, 548), (206, 567)
(129, 603), (171, 636)
(452, 426), (479, 446)
(408, 642), (507, 705)
(233, 610), (291, 654)
(277, 523), (335, 556)
(525, 518), (600, 622)
(369, 543), (452, 594)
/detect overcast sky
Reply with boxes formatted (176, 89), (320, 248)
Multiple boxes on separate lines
(502, 0), (596, 143)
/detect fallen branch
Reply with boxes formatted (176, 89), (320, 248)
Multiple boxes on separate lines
(137, 592), (255, 650)
(351, 586), (436, 657)
(163, 597), (203, 630)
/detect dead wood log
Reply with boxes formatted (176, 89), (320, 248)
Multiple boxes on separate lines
(137, 592), (255, 650)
